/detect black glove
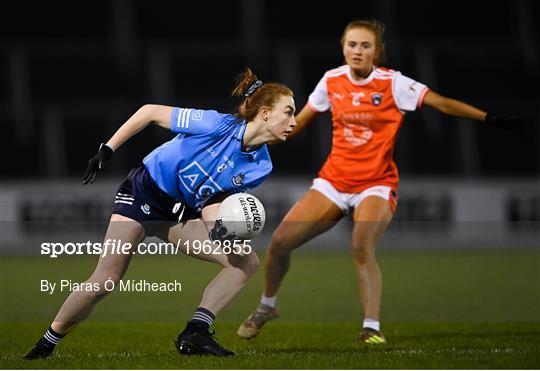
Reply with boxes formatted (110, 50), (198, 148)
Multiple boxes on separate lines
(485, 113), (522, 133)
(82, 143), (114, 184)
(208, 219), (237, 242)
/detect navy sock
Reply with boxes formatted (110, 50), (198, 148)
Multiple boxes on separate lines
(188, 307), (215, 329)
(40, 326), (64, 348)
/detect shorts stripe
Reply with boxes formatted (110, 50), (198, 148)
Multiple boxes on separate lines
(117, 192), (134, 197)
(116, 196), (135, 201)
(114, 200), (133, 205)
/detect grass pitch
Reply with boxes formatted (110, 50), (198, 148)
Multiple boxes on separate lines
(1, 250), (539, 368)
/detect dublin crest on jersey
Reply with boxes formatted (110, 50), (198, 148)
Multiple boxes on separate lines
(371, 93), (382, 106)
(232, 173), (245, 187)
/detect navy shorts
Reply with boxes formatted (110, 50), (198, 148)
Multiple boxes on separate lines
(111, 164), (200, 236)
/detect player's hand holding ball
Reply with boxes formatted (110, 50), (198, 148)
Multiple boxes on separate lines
(82, 143), (114, 184)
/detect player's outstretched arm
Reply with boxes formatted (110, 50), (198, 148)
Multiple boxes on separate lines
(82, 104), (173, 184)
(423, 90), (486, 121)
(106, 104), (174, 150)
(423, 91), (521, 132)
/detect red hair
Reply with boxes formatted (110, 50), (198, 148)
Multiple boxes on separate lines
(232, 68), (293, 122)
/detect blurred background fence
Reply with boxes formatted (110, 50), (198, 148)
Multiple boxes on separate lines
(2, 178), (539, 250)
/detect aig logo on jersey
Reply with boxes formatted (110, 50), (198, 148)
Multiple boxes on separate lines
(371, 93), (383, 106)
(178, 161), (223, 194)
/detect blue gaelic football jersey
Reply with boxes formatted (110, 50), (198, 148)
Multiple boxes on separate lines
(143, 107), (272, 210)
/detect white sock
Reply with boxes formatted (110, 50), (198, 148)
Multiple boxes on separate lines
(363, 318), (380, 331)
(260, 294), (277, 308)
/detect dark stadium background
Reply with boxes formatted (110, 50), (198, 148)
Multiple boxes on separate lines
(1, 2), (539, 368)
(1, 0), (539, 180)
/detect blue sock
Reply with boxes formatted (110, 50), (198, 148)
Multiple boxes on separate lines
(40, 326), (64, 348)
(188, 307), (215, 329)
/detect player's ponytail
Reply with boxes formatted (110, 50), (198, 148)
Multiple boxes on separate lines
(232, 67), (293, 122)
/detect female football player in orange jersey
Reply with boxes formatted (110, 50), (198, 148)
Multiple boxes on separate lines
(237, 19), (520, 343)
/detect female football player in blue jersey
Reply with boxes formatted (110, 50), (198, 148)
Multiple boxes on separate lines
(24, 68), (296, 359)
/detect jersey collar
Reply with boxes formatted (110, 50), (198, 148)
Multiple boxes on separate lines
(346, 65), (377, 86)
(236, 121), (265, 161)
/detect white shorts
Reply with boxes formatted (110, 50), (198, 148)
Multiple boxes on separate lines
(310, 178), (395, 215)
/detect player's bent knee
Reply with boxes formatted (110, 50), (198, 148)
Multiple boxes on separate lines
(268, 232), (296, 255)
(229, 252), (259, 277)
(241, 253), (260, 277)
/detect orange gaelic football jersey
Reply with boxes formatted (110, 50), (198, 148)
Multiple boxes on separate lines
(308, 65), (429, 193)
